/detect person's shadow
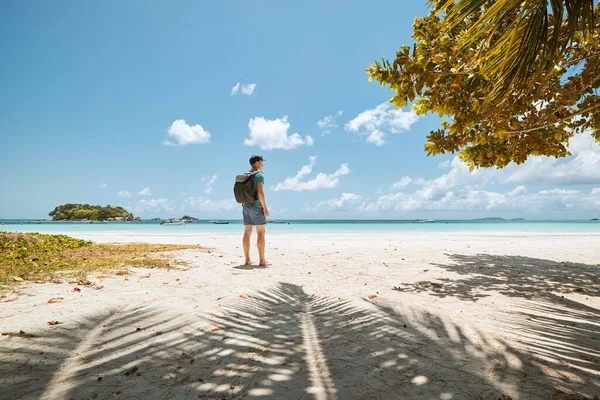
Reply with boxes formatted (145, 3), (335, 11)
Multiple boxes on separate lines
(233, 264), (268, 270)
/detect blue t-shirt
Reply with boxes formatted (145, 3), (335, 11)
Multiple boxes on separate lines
(243, 170), (264, 208)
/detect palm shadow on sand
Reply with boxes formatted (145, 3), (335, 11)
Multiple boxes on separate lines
(2, 278), (598, 399)
(393, 253), (600, 398)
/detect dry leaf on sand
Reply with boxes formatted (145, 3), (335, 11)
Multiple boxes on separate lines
(47, 321), (63, 325)
(2, 298), (18, 303)
(48, 297), (64, 304)
(239, 294), (248, 299)
(211, 327), (223, 332)
(368, 295), (378, 299)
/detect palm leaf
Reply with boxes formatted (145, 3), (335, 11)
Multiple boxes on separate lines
(436, 0), (596, 107)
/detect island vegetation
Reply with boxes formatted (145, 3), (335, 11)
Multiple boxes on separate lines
(49, 203), (135, 221)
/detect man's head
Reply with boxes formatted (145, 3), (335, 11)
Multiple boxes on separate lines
(249, 155), (265, 170)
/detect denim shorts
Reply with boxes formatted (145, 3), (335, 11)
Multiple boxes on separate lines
(242, 205), (266, 226)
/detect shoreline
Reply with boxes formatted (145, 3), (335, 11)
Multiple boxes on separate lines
(3, 227), (600, 238)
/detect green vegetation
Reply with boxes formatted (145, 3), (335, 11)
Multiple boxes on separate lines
(0, 232), (205, 293)
(367, 0), (599, 168)
(49, 203), (133, 221)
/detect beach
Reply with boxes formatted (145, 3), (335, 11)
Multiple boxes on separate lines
(1, 230), (599, 399)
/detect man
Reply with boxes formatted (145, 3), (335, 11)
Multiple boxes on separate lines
(242, 155), (269, 266)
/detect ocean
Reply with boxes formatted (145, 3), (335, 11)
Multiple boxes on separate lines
(2, 219), (600, 234)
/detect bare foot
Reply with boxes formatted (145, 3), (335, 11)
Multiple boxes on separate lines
(259, 260), (271, 267)
(244, 260), (254, 266)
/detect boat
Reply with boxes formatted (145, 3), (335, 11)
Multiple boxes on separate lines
(267, 220), (286, 224)
(417, 219), (435, 223)
(160, 219), (185, 226)
(212, 221), (230, 224)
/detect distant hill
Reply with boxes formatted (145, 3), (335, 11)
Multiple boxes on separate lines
(49, 204), (134, 221)
(474, 217), (526, 221)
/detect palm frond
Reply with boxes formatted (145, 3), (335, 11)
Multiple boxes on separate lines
(437, 0), (596, 107)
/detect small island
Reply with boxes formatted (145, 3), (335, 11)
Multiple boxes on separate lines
(181, 215), (199, 221)
(49, 203), (137, 221)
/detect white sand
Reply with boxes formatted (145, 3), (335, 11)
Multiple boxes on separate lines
(1, 231), (599, 399)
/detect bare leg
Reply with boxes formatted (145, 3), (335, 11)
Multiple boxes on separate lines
(256, 225), (266, 265)
(243, 225), (253, 264)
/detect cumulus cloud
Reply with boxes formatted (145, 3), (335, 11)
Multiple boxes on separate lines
(392, 176), (413, 189)
(138, 187), (152, 196)
(244, 116), (313, 150)
(163, 119), (211, 147)
(273, 156), (350, 191)
(231, 83), (256, 96)
(502, 133), (600, 185)
(363, 185), (600, 213)
(203, 175), (218, 194)
(309, 193), (363, 212)
(345, 102), (419, 145)
(118, 191), (132, 198)
(98, 184), (107, 188)
(317, 110), (343, 135)
(134, 198), (173, 213)
(362, 133), (600, 214)
(182, 196), (237, 212)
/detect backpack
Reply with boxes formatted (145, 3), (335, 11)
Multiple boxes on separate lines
(234, 171), (260, 204)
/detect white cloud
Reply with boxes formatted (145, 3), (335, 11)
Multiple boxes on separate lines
(241, 83), (256, 95)
(310, 193), (363, 212)
(438, 160), (452, 170)
(203, 175), (218, 194)
(273, 156), (350, 191)
(502, 133), (600, 185)
(359, 135), (600, 213)
(392, 176), (412, 189)
(138, 187), (152, 196)
(244, 116), (313, 150)
(134, 198), (173, 213)
(392, 132), (600, 195)
(98, 183), (107, 188)
(163, 119), (211, 147)
(317, 110), (343, 135)
(390, 157), (498, 202)
(182, 196), (237, 212)
(231, 83), (256, 96)
(345, 102), (419, 145)
(118, 191), (132, 198)
(363, 185), (600, 213)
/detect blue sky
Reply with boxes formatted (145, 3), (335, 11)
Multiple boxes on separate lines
(1, 0), (599, 220)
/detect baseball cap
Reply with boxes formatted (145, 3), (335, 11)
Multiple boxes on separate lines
(249, 155), (266, 164)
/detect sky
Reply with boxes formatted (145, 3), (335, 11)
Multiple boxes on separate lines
(1, 0), (599, 220)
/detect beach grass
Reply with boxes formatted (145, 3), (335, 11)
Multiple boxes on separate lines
(0, 232), (204, 293)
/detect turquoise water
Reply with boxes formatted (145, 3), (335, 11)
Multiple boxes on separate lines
(2, 219), (600, 234)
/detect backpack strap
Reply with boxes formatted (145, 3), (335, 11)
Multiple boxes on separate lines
(250, 171), (261, 201)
